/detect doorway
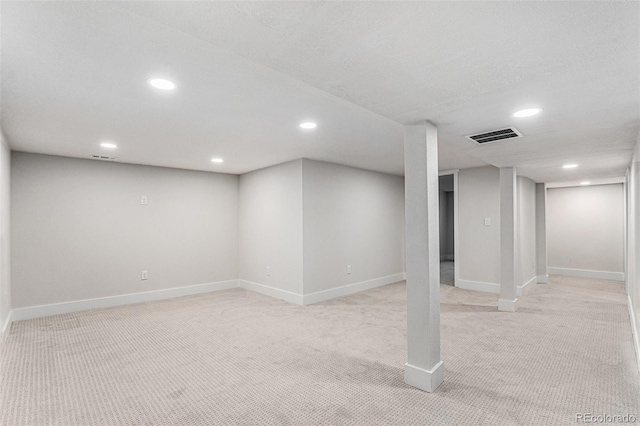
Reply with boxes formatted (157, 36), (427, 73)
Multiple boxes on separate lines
(438, 172), (458, 286)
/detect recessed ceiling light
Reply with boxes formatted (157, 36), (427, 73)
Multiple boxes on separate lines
(580, 181), (591, 186)
(562, 164), (578, 169)
(148, 78), (176, 91)
(211, 158), (224, 163)
(100, 142), (118, 149)
(299, 122), (317, 129)
(513, 108), (542, 118)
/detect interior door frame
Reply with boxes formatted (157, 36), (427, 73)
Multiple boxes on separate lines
(439, 169), (459, 288)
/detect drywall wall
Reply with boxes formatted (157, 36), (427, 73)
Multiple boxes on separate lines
(458, 166), (501, 286)
(626, 134), (640, 370)
(11, 153), (239, 308)
(518, 176), (536, 286)
(238, 160), (303, 296)
(0, 133), (11, 340)
(547, 183), (624, 277)
(302, 159), (405, 295)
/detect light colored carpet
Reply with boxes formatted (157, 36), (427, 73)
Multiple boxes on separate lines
(440, 260), (454, 286)
(1, 275), (638, 425)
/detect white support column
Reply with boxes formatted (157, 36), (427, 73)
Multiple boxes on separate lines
(499, 167), (518, 312)
(535, 183), (548, 284)
(403, 121), (444, 392)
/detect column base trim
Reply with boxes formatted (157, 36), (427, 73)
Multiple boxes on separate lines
(498, 298), (517, 312)
(404, 360), (444, 393)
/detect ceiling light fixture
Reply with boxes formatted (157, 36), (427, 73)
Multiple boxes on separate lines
(299, 122), (317, 129)
(580, 181), (591, 186)
(100, 142), (118, 149)
(513, 108), (542, 118)
(562, 164), (578, 169)
(211, 158), (224, 163)
(148, 78), (176, 91)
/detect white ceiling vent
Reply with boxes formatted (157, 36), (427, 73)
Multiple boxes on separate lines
(91, 155), (117, 161)
(466, 127), (523, 144)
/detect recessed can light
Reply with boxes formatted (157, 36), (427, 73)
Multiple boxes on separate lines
(100, 142), (118, 149)
(299, 122), (317, 129)
(211, 158), (224, 163)
(562, 164), (578, 169)
(580, 181), (591, 186)
(513, 108), (542, 118)
(148, 78), (176, 91)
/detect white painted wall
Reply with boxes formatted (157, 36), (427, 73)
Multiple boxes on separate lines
(626, 135), (640, 369)
(11, 153), (239, 308)
(517, 176), (537, 286)
(0, 133), (11, 339)
(238, 160), (303, 295)
(458, 166), (501, 286)
(547, 184), (625, 277)
(301, 159), (405, 295)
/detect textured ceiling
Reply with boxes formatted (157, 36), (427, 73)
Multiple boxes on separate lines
(2, 1), (639, 182)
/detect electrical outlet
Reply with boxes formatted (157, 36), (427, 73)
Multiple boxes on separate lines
(141, 270), (148, 280)
(347, 265), (352, 274)
(141, 195), (148, 205)
(266, 266), (271, 276)
(484, 218), (491, 226)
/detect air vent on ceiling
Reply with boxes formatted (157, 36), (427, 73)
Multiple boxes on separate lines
(91, 155), (117, 161)
(466, 127), (523, 144)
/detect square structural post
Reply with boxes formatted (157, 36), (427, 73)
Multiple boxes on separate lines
(403, 121), (444, 392)
(499, 167), (518, 312)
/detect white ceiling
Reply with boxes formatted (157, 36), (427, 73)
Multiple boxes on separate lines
(2, 1), (638, 182)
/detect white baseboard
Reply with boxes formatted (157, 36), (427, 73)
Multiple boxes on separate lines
(548, 267), (625, 282)
(1, 310), (12, 343)
(12, 280), (240, 321)
(457, 279), (500, 294)
(302, 273), (406, 305)
(237, 280), (304, 305)
(498, 298), (517, 312)
(404, 360), (444, 393)
(537, 274), (549, 284)
(517, 276), (537, 297)
(628, 295), (640, 373)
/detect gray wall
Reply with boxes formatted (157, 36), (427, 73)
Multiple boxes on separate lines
(458, 166), (501, 285)
(238, 160), (303, 294)
(0, 134), (10, 338)
(11, 153), (239, 308)
(517, 176), (537, 285)
(547, 184), (624, 273)
(302, 159), (405, 294)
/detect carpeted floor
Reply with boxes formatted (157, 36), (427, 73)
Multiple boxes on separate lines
(440, 260), (454, 286)
(1, 275), (638, 425)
